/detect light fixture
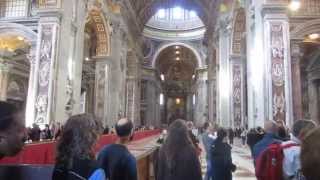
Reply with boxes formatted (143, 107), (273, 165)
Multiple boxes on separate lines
(176, 98), (181, 105)
(176, 57), (180, 61)
(192, 74), (195, 79)
(175, 51), (180, 55)
(17, 36), (24, 41)
(289, 0), (301, 11)
(85, 57), (90, 61)
(160, 74), (165, 81)
(175, 45), (180, 49)
(308, 33), (320, 40)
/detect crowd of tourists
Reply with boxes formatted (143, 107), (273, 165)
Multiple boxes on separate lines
(201, 119), (320, 180)
(1, 100), (320, 180)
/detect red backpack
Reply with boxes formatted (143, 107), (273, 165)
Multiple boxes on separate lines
(255, 142), (299, 180)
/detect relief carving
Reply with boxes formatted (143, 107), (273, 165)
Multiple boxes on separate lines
(65, 78), (75, 117)
(273, 92), (285, 119)
(270, 22), (287, 122)
(232, 65), (242, 127)
(35, 95), (48, 124)
(39, 61), (50, 87)
(35, 23), (56, 124)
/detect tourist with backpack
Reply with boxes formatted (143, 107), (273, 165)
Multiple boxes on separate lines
(254, 120), (283, 180)
(282, 120), (316, 180)
(254, 120), (316, 180)
(253, 120), (281, 162)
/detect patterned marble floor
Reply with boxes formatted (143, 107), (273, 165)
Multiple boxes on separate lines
(200, 138), (257, 180)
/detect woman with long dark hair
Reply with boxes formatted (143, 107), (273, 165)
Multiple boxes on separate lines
(156, 119), (202, 180)
(52, 114), (105, 180)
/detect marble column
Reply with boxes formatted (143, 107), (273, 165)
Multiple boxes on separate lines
(194, 69), (208, 126)
(308, 79), (319, 123)
(146, 80), (156, 126)
(208, 76), (217, 123)
(25, 49), (37, 127)
(230, 55), (244, 128)
(0, 59), (12, 101)
(125, 77), (141, 125)
(218, 24), (232, 127)
(263, 8), (293, 127)
(186, 93), (193, 122)
(31, 13), (60, 126)
(291, 42), (303, 121)
(125, 51), (141, 126)
(95, 60), (109, 123)
(207, 48), (217, 124)
(246, 1), (293, 128)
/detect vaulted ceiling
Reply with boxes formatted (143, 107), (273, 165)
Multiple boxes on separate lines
(125, 0), (232, 31)
(156, 45), (197, 81)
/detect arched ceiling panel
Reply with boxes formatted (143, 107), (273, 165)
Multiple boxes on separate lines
(156, 45), (197, 81)
(126, 0), (230, 31)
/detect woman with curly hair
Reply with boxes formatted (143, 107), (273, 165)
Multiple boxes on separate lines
(52, 114), (105, 180)
(156, 119), (202, 180)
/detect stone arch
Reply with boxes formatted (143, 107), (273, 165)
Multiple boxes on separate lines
(290, 19), (320, 40)
(0, 23), (37, 54)
(231, 8), (246, 55)
(151, 42), (203, 68)
(85, 9), (111, 57)
(0, 23), (37, 42)
(0, 23), (37, 126)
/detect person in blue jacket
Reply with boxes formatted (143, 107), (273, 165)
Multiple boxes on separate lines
(252, 120), (282, 164)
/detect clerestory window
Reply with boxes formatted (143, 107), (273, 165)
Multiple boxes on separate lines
(0, 0), (28, 19)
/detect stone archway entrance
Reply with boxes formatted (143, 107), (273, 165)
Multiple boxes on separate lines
(154, 45), (199, 124)
(80, 8), (111, 122)
(0, 23), (37, 126)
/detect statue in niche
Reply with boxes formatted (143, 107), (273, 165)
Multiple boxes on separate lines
(39, 61), (50, 87)
(272, 62), (284, 87)
(65, 78), (75, 117)
(7, 81), (20, 97)
(35, 95), (48, 124)
(40, 39), (52, 61)
(273, 92), (285, 117)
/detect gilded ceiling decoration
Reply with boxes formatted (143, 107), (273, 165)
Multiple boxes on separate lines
(0, 34), (30, 54)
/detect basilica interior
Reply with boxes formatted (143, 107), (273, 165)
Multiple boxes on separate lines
(1, 0), (320, 130)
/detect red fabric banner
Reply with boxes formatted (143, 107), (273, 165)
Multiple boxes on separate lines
(0, 130), (160, 165)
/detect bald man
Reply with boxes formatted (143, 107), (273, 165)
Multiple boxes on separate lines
(252, 120), (282, 162)
(98, 118), (137, 180)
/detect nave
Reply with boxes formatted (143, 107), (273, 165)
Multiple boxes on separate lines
(1, 0), (320, 179)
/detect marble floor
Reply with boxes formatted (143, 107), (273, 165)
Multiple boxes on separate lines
(129, 135), (257, 180)
(201, 138), (256, 180)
